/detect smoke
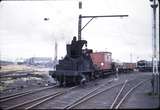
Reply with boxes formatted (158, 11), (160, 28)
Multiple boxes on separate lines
(40, 72), (56, 84)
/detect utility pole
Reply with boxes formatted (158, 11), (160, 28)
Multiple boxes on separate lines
(150, 0), (159, 95)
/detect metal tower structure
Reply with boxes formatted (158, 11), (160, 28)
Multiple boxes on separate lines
(151, 0), (159, 74)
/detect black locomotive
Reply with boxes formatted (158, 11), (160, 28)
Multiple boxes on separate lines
(49, 36), (105, 86)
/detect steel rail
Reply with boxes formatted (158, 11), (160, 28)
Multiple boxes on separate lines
(64, 82), (125, 109)
(2, 78), (113, 109)
(115, 78), (151, 109)
(0, 85), (57, 102)
(5, 91), (62, 110)
(63, 79), (114, 109)
(24, 85), (79, 109)
(110, 80), (128, 109)
(25, 92), (64, 110)
(64, 77), (144, 109)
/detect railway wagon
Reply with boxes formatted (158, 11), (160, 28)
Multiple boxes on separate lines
(122, 62), (136, 72)
(115, 62), (136, 73)
(90, 52), (114, 77)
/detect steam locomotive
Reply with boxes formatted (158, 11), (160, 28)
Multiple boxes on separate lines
(49, 14), (134, 86)
(49, 36), (136, 86)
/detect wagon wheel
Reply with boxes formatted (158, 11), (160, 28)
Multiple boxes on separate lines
(101, 72), (105, 78)
(94, 71), (100, 79)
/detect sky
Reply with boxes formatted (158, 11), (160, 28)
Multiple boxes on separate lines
(0, 0), (159, 62)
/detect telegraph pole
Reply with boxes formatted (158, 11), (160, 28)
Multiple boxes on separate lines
(150, 0), (159, 95)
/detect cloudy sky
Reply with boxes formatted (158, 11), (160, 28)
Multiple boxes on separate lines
(0, 0), (159, 62)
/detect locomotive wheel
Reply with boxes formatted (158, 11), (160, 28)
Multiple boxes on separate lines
(59, 80), (63, 87)
(80, 79), (86, 86)
(86, 75), (90, 82)
(63, 81), (67, 87)
(80, 74), (87, 85)
(90, 72), (95, 80)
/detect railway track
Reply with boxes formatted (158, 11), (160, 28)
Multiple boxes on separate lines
(0, 74), (109, 109)
(110, 78), (150, 109)
(1, 78), (114, 109)
(62, 77), (151, 109)
(4, 86), (79, 110)
(0, 74), (151, 109)
(0, 85), (57, 102)
(0, 84), (66, 109)
(63, 80), (125, 109)
(23, 79), (114, 109)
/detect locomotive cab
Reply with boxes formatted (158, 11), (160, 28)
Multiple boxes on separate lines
(67, 36), (87, 58)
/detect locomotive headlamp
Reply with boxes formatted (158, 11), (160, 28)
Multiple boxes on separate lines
(101, 62), (104, 66)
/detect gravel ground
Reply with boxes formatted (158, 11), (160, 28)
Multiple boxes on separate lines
(0, 72), (56, 97)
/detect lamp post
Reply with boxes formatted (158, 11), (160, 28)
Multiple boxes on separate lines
(149, 0), (159, 95)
